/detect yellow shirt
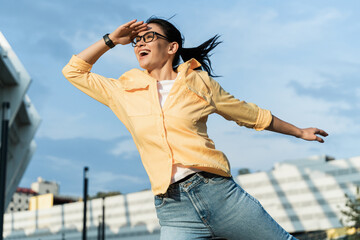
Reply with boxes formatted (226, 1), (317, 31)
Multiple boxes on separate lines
(62, 55), (272, 195)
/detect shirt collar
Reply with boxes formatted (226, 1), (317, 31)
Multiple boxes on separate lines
(176, 58), (201, 74)
(143, 58), (201, 78)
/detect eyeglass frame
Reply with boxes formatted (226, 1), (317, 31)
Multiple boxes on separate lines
(131, 31), (170, 47)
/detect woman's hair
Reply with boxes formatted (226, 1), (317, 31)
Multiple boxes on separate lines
(146, 17), (221, 77)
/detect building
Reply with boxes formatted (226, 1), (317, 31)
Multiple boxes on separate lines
(0, 31), (41, 210)
(28, 193), (79, 211)
(236, 155), (360, 238)
(6, 177), (63, 213)
(5, 188), (37, 213)
(31, 177), (59, 195)
(3, 155), (360, 239)
(4, 190), (159, 240)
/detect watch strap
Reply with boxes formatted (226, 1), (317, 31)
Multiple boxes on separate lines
(103, 33), (115, 48)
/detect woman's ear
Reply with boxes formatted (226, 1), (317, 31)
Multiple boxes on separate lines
(168, 42), (179, 55)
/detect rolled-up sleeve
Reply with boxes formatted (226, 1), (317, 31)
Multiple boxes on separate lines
(62, 55), (116, 106)
(208, 76), (272, 131)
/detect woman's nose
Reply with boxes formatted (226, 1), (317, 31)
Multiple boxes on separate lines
(137, 40), (146, 47)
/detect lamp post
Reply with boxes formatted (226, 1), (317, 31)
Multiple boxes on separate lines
(97, 197), (105, 240)
(102, 197), (105, 240)
(0, 102), (10, 240)
(82, 166), (89, 240)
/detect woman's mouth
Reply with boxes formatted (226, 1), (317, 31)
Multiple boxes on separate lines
(139, 50), (150, 57)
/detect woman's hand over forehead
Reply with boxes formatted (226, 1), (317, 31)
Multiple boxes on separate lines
(109, 19), (148, 46)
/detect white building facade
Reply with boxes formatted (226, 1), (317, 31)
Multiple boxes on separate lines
(3, 155), (360, 239)
(4, 190), (160, 240)
(0, 31), (41, 209)
(237, 155), (360, 234)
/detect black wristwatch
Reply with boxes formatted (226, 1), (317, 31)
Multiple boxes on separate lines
(103, 33), (115, 48)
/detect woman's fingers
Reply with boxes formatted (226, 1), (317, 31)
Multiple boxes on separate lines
(313, 128), (328, 143)
(123, 19), (137, 28)
(135, 24), (149, 32)
(315, 129), (328, 143)
(300, 128), (328, 143)
(315, 135), (324, 143)
(128, 20), (147, 31)
(119, 20), (145, 34)
(316, 129), (328, 137)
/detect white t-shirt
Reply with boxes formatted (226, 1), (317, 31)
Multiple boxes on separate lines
(157, 77), (200, 184)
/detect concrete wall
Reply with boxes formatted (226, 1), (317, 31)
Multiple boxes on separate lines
(4, 190), (160, 240)
(3, 155), (360, 239)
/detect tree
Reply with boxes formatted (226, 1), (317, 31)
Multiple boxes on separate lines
(340, 186), (360, 240)
(89, 191), (122, 200)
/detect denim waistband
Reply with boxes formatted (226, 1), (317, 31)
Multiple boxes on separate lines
(158, 172), (221, 197)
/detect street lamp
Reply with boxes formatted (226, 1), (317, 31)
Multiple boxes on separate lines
(82, 166), (89, 240)
(0, 102), (10, 240)
(102, 197), (105, 240)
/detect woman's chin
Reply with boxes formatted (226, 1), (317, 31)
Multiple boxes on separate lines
(139, 61), (153, 71)
(138, 59), (149, 69)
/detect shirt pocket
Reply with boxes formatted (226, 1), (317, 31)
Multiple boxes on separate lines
(173, 84), (210, 123)
(123, 84), (152, 117)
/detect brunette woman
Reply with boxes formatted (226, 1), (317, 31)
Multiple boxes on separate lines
(63, 18), (327, 239)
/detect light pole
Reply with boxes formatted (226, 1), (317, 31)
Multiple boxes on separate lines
(97, 197), (105, 240)
(102, 197), (105, 240)
(82, 166), (89, 240)
(0, 102), (10, 240)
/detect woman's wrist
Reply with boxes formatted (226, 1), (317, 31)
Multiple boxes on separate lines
(108, 33), (118, 46)
(103, 34), (116, 48)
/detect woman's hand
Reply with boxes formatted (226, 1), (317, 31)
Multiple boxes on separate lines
(76, 20), (148, 64)
(299, 128), (328, 143)
(109, 20), (148, 46)
(266, 115), (328, 143)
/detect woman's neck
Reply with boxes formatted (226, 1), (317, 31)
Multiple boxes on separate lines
(148, 61), (177, 81)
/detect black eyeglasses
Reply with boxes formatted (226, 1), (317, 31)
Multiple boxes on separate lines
(131, 31), (169, 47)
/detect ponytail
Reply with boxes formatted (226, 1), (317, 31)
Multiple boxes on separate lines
(146, 17), (222, 77)
(179, 35), (222, 77)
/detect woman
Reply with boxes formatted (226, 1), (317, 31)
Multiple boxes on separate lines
(63, 17), (327, 239)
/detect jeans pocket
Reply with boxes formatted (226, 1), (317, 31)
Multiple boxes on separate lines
(154, 195), (166, 209)
(202, 172), (229, 184)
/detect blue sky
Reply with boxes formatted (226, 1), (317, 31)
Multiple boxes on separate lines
(1, 0), (359, 196)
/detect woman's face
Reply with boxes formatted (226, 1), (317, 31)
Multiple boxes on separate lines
(134, 23), (174, 71)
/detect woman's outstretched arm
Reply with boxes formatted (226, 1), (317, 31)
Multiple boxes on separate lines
(265, 115), (328, 143)
(77, 19), (147, 64)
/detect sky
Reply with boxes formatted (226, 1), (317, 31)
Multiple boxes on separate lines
(1, 0), (359, 197)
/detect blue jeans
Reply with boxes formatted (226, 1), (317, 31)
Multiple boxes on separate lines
(154, 172), (297, 240)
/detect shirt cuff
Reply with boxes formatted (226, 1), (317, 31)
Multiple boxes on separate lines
(68, 55), (93, 72)
(254, 108), (272, 131)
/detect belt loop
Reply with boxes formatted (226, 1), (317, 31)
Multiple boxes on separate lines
(197, 171), (208, 183)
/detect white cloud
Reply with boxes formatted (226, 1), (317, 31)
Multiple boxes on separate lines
(46, 155), (84, 169)
(109, 139), (138, 159)
(196, 6), (342, 52)
(91, 171), (147, 192)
